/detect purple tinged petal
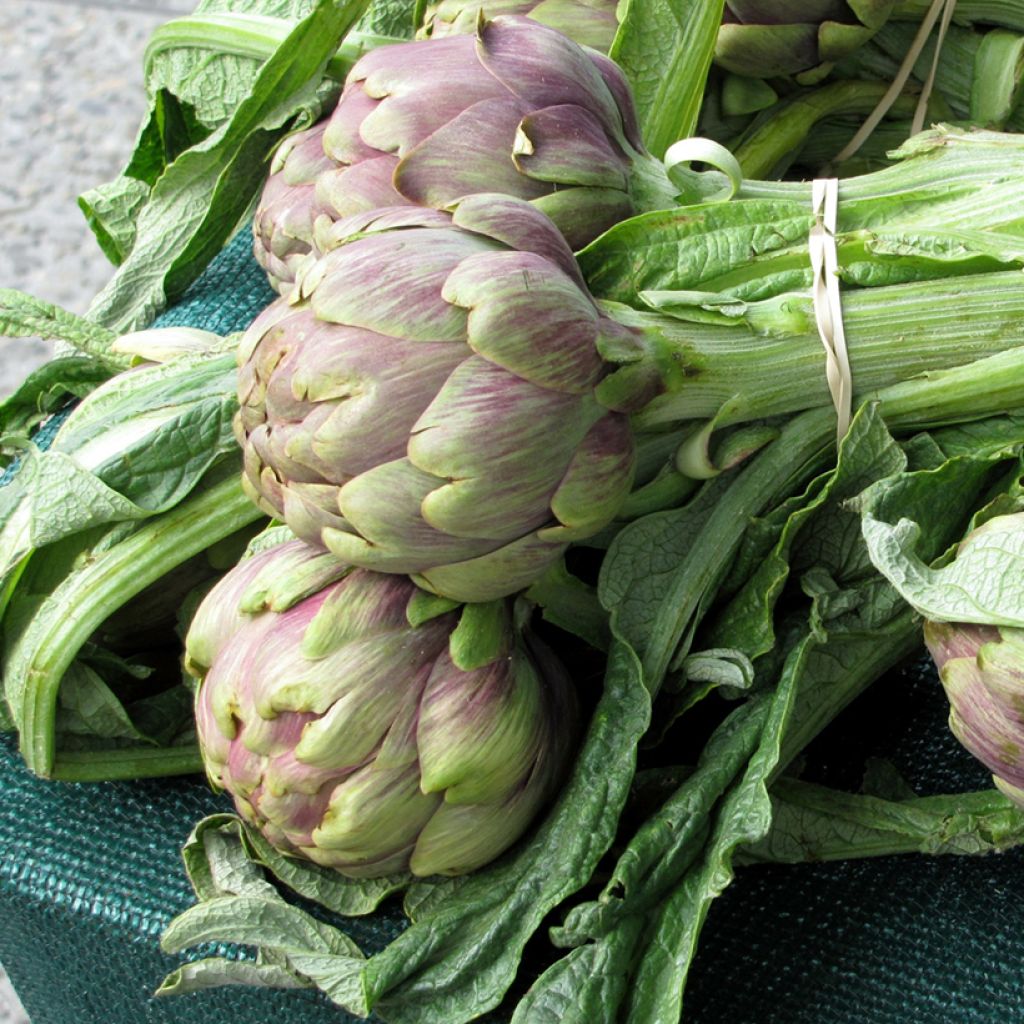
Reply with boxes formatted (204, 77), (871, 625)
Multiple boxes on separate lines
(476, 17), (624, 141)
(726, 0), (849, 23)
(300, 332), (470, 478)
(940, 655), (1024, 789)
(311, 761), (441, 859)
(302, 570), (428, 655)
(413, 531), (568, 603)
(306, 229), (489, 342)
(290, 644), (432, 768)
(322, 81), (384, 165)
(451, 193), (585, 287)
(548, 412), (635, 533)
(514, 103), (629, 189)
(394, 98), (548, 208)
(529, 185), (635, 252)
(995, 775), (1024, 809)
(186, 547), (285, 676)
(331, 458), (501, 570)
(586, 50), (644, 151)
(442, 250), (604, 392)
(314, 155), (409, 220)
(273, 122), (332, 183)
(418, 645), (542, 803)
(278, 481), (349, 545)
(527, 0), (619, 52)
(714, 23), (821, 77)
(354, 36), (509, 156)
(314, 205), (454, 254)
(410, 357), (600, 539)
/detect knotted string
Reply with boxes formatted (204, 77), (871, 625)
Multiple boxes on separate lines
(809, 178), (852, 443)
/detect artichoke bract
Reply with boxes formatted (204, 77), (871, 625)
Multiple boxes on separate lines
(419, 0), (619, 53)
(715, 1), (896, 81)
(252, 15), (673, 291)
(925, 618), (1024, 808)
(252, 123), (334, 295)
(187, 539), (578, 878)
(236, 195), (642, 603)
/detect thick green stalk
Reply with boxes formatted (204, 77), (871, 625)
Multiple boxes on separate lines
(143, 15), (402, 83)
(616, 272), (1024, 432)
(6, 474), (263, 779)
(631, 344), (1024, 692)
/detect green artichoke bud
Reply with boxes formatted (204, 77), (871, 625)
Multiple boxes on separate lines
(251, 15), (673, 292)
(716, 1), (897, 81)
(187, 539), (578, 878)
(419, 0), (619, 53)
(236, 196), (643, 603)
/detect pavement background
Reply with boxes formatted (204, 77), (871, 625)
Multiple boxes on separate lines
(1, 0), (189, 1017)
(0, 0), (189, 395)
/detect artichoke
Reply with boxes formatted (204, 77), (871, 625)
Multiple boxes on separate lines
(925, 618), (1024, 807)
(236, 195), (643, 603)
(187, 539), (578, 878)
(715, 1), (897, 81)
(419, 0), (619, 53)
(252, 15), (673, 292)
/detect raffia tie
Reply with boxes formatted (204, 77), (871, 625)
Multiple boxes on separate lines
(809, 178), (852, 444)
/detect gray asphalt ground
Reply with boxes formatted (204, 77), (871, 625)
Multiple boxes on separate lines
(0, 0), (189, 396)
(1, 0), (189, 1016)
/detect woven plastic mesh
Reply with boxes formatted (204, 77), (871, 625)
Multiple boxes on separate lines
(2, 233), (1023, 1023)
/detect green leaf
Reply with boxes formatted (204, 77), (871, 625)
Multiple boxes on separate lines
(747, 780), (1024, 863)
(511, 916), (646, 1024)
(78, 176), (151, 267)
(355, 0), (417, 36)
(180, 815), (277, 903)
(240, 823), (410, 917)
(859, 436), (1024, 624)
(54, 662), (157, 746)
(620, 636), (807, 1023)
(161, 894), (364, 959)
(3, 473), (262, 778)
(0, 357), (109, 448)
(0, 290), (124, 368)
(0, 353), (240, 581)
(156, 958), (310, 997)
(551, 695), (768, 948)
(526, 561), (610, 652)
(608, 0), (725, 158)
(86, 0), (371, 332)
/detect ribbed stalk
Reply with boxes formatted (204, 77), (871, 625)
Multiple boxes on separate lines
(616, 271), (1024, 431)
(6, 472), (263, 780)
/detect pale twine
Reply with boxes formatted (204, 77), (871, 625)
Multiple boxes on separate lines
(833, 0), (958, 165)
(809, 178), (852, 443)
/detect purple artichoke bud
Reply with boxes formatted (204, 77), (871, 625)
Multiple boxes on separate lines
(235, 196), (641, 602)
(420, 0), (619, 53)
(253, 122), (337, 294)
(186, 539), (578, 878)
(250, 15), (670, 291)
(925, 618), (1024, 809)
(716, 1), (896, 82)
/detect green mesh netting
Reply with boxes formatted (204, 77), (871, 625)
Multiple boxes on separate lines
(2, 233), (1023, 1024)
